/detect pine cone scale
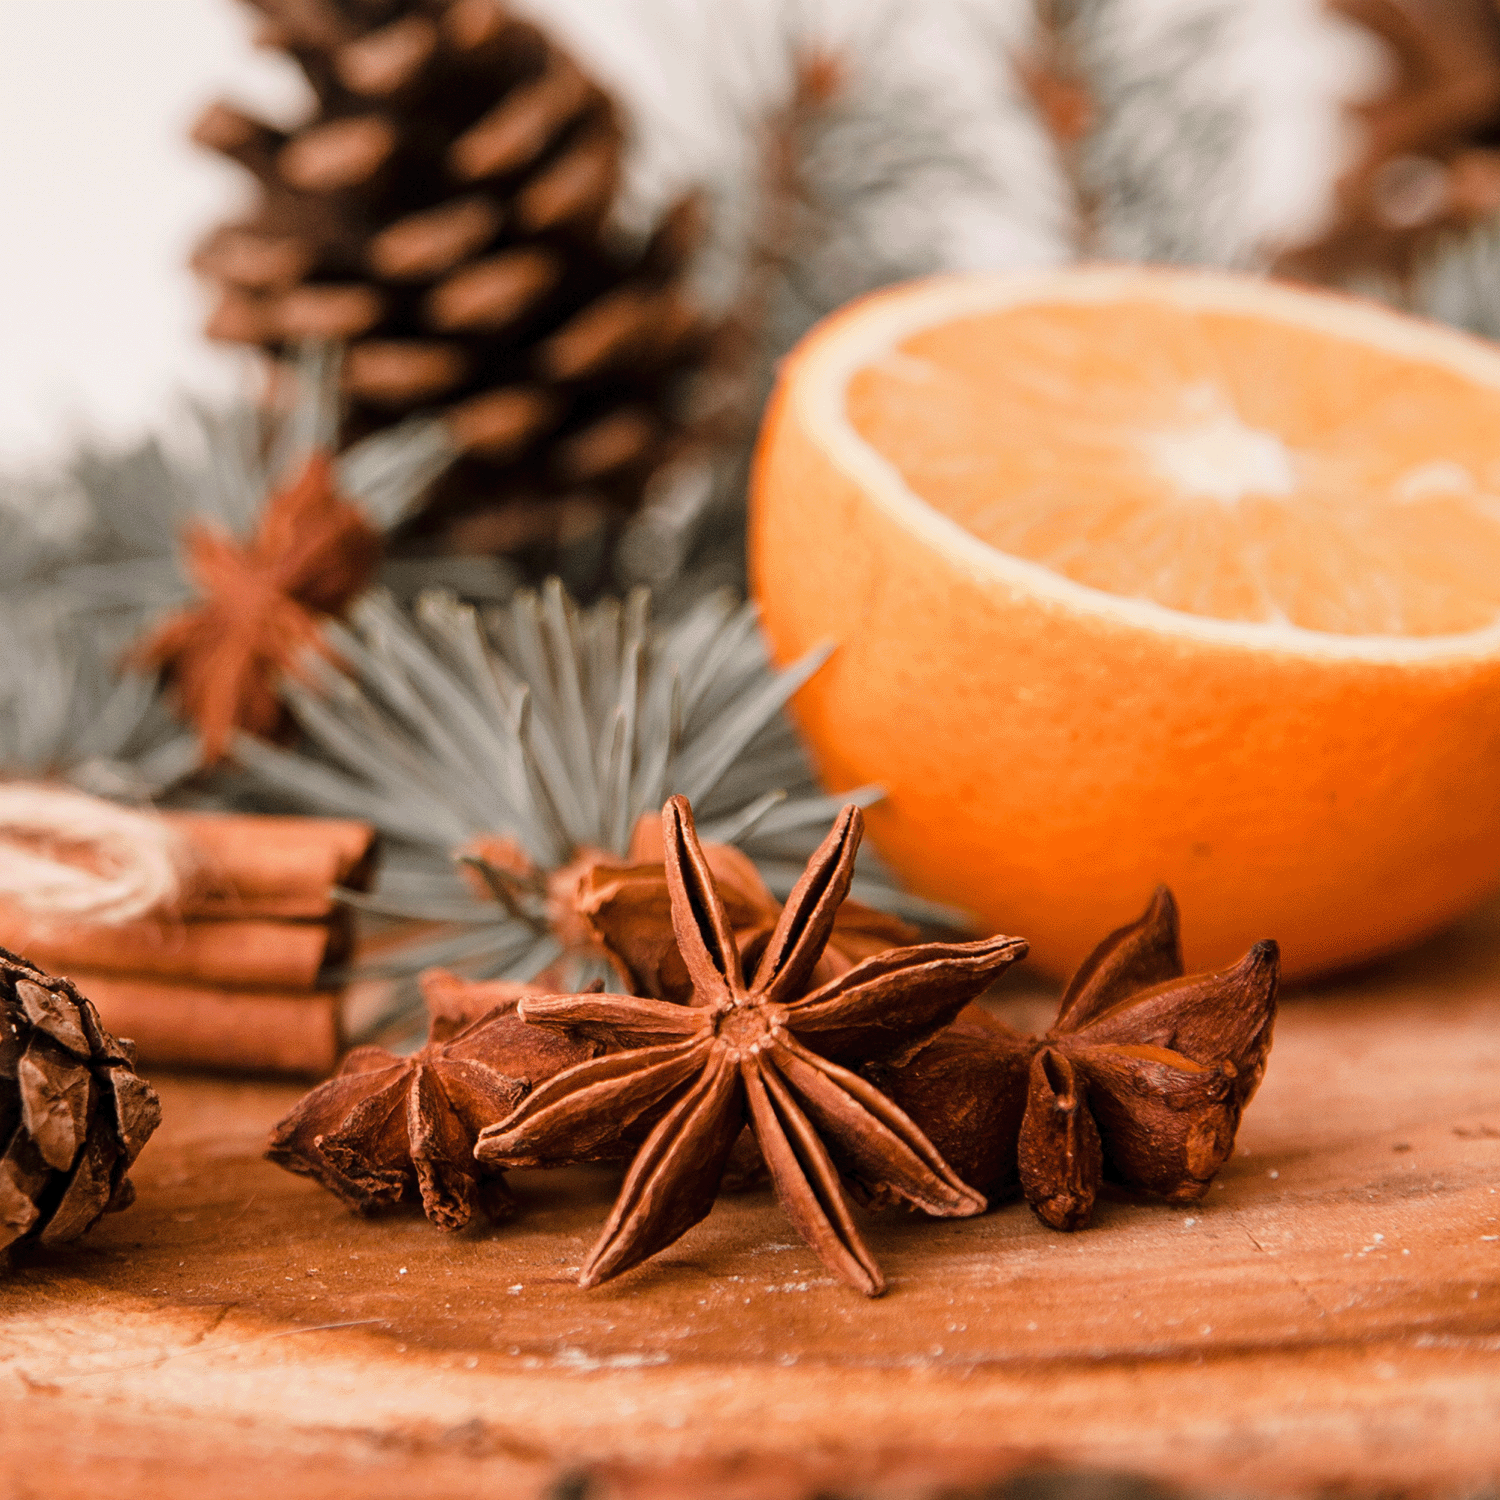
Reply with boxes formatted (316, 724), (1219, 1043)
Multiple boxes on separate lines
(447, 387), (558, 458)
(17, 978), (93, 1055)
(443, 0), (524, 56)
(19, 1046), (92, 1170)
(278, 283), (385, 340)
(280, 116), (398, 192)
(449, 59), (597, 182)
(0, 1146), (47, 1248)
(194, 225), (312, 289)
(191, 102), (287, 172)
(370, 195), (502, 279)
(105, 1067), (161, 1167)
(243, 0), (355, 52)
(555, 410), (657, 484)
(40, 1116), (118, 1244)
(426, 248), (558, 332)
(337, 15), (438, 97)
(345, 340), (470, 402)
(540, 289), (668, 382)
(516, 131), (619, 232)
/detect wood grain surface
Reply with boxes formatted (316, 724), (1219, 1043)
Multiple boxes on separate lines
(4, 899), (1500, 1500)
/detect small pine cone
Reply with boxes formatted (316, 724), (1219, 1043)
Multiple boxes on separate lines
(193, 0), (706, 558)
(1, 950), (161, 1254)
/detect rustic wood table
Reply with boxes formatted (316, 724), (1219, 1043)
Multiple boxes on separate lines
(4, 898), (1500, 1500)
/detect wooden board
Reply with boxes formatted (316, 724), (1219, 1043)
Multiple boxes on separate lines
(4, 898), (1500, 1499)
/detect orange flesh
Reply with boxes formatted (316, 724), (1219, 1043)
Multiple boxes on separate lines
(846, 300), (1500, 636)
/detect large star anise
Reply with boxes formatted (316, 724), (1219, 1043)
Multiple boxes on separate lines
(869, 888), (1278, 1231)
(133, 453), (381, 762)
(474, 796), (1026, 1295)
(267, 990), (596, 1229)
(573, 823), (917, 1003)
(575, 831), (921, 1193)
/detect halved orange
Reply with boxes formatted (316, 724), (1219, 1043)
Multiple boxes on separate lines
(749, 266), (1500, 979)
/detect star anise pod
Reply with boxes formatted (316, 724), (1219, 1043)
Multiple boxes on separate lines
(132, 453), (382, 763)
(457, 813), (918, 995)
(572, 817), (918, 1002)
(447, 835), (916, 1194)
(475, 795), (1026, 1295)
(266, 989), (596, 1229)
(420, 967), (548, 1041)
(869, 888), (1279, 1232)
(575, 826), (921, 1193)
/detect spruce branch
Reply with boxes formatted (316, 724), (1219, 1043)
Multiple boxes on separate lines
(236, 578), (945, 1041)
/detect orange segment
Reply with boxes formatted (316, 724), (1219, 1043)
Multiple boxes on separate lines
(748, 267), (1500, 980)
(846, 300), (1500, 636)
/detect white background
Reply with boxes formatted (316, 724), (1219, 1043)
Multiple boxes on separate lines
(0, 0), (307, 468)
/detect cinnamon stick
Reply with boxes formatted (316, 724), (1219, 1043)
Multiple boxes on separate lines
(0, 906), (347, 990)
(77, 972), (343, 1077)
(166, 813), (377, 919)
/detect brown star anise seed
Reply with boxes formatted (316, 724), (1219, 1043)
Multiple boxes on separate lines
(266, 998), (596, 1230)
(576, 831), (920, 1196)
(457, 812), (917, 999)
(870, 888), (1279, 1232)
(859, 1002), (1032, 1212)
(455, 832), (613, 971)
(132, 453), (382, 763)
(474, 795), (1026, 1296)
(575, 826), (918, 1005)
(420, 968), (550, 1042)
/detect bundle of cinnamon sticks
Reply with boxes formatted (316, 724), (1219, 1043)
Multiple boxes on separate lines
(0, 813), (376, 1076)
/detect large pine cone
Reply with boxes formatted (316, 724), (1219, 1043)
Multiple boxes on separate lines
(1, 950), (161, 1253)
(193, 0), (706, 561)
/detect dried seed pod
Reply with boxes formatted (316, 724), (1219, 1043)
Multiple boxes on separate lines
(871, 888), (1279, 1230)
(475, 797), (1026, 1295)
(863, 1003), (1031, 1207)
(1, 948), (161, 1254)
(575, 815), (917, 1005)
(1016, 1048), (1101, 1231)
(129, 453), (384, 764)
(267, 975), (598, 1230)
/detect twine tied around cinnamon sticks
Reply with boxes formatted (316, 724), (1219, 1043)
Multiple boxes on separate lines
(0, 795), (380, 1077)
(0, 784), (187, 925)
